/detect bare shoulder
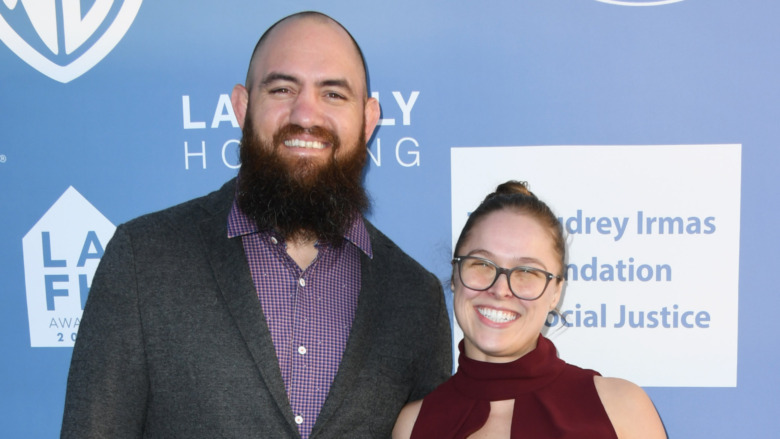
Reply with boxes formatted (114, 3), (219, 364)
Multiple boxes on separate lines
(594, 376), (667, 439)
(392, 399), (424, 439)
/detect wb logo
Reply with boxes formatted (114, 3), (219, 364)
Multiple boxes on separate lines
(0, 0), (142, 83)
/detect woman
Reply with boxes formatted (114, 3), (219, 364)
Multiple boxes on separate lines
(393, 181), (666, 439)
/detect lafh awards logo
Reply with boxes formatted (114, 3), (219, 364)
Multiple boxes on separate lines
(0, 0), (143, 83)
(23, 187), (116, 347)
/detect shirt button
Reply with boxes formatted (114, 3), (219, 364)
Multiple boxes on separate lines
(298, 278), (306, 287)
(270, 237), (278, 244)
(295, 415), (304, 425)
(298, 346), (307, 355)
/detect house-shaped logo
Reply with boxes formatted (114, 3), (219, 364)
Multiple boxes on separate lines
(23, 187), (116, 347)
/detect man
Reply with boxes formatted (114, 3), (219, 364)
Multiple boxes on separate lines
(61, 11), (451, 439)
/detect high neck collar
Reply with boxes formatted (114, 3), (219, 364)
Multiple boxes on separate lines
(453, 334), (566, 401)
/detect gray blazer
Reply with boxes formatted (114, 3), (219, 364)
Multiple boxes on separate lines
(61, 179), (452, 438)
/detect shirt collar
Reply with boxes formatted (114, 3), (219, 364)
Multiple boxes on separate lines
(227, 198), (372, 258)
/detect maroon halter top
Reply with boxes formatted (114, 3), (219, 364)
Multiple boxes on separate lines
(410, 335), (618, 438)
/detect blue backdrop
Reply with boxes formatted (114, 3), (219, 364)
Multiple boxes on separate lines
(2, 0), (778, 436)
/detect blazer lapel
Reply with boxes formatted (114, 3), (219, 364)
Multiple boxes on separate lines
(311, 249), (379, 436)
(197, 188), (298, 433)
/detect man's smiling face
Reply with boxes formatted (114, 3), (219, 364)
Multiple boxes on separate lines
(234, 15), (378, 180)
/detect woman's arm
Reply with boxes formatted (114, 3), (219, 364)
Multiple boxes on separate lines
(392, 399), (423, 439)
(595, 376), (667, 439)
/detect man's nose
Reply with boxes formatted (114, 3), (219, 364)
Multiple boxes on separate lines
(288, 89), (325, 128)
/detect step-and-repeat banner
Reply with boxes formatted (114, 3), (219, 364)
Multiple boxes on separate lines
(2, 1), (777, 437)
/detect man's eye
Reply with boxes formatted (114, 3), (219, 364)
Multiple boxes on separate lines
(270, 88), (291, 94)
(326, 92), (345, 100)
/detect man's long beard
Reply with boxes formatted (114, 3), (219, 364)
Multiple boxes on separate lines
(236, 120), (369, 247)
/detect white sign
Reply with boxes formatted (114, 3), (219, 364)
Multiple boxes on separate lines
(451, 145), (741, 387)
(23, 187), (115, 347)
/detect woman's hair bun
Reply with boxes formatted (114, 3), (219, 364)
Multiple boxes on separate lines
(491, 180), (534, 198)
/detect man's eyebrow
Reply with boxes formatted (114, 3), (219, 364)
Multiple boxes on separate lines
(319, 78), (351, 89)
(260, 72), (300, 86)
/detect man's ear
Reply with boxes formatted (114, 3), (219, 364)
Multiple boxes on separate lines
(231, 84), (249, 130)
(363, 97), (380, 141)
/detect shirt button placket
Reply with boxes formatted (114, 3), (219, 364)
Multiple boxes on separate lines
(292, 273), (310, 434)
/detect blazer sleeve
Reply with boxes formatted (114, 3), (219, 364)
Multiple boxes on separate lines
(409, 272), (452, 402)
(61, 225), (148, 438)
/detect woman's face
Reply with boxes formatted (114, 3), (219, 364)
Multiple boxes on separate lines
(453, 209), (563, 363)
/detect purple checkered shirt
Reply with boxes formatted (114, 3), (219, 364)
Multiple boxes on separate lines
(227, 200), (371, 439)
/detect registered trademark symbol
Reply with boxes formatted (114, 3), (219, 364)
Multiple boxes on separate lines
(0, 154), (7, 163)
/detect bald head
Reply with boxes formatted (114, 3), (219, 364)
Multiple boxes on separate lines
(229, 10), (381, 172)
(244, 11), (370, 97)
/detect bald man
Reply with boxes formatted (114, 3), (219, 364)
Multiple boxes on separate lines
(62, 11), (451, 439)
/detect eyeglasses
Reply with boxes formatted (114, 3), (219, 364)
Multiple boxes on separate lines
(452, 256), (562, 300)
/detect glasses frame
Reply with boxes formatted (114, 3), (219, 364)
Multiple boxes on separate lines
(452, 255), (563, 301)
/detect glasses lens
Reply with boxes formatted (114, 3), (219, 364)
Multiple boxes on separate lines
(509, 268), (546, 299)
(460, 257), (497, 290)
